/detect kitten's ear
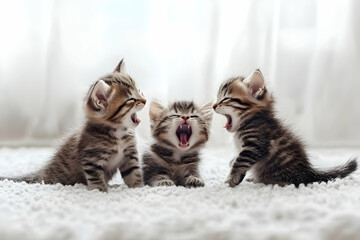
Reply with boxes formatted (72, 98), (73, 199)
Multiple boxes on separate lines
(149, 101), (165, 122)
(91, 80), (111, 109)
(114, 58), (126, 73)
(243, 69), (265, 98)
(200, 102), (213, 124)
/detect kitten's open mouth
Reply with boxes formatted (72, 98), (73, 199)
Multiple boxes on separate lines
(224, 114), (232, 130)
(176, 123), (192, 148)
(131, 113), (141, 125)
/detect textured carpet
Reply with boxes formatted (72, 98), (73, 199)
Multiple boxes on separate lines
(0, 147), (359, 240)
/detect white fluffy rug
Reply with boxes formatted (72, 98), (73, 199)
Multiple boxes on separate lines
(0, 147), (359, 240)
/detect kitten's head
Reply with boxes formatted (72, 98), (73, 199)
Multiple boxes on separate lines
(85, 59), (146, 128)
(149, 101), (213, 151)
(213, 69), (273, 132)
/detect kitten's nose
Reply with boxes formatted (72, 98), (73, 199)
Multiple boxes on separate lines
(139, 98), (147, 105)
(182, 116), (188, 121)
(212, 103), (218, 110)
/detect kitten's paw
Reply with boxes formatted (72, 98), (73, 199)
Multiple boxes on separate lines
(87, 184), (108, 193)
(246, 177), (255, 183)
(127, 180), (144, 188)
(154, 179), (175, 187)
(185, 176), (205, 188)
(225, 172), (245, 188)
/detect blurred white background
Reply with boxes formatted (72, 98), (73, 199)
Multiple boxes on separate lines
(0, 0), (359, 147)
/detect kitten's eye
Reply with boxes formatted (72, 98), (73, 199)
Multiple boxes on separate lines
(219, 97), (230, 104)
(126, 98), (136, 103)
(171, 114), (181, 117)
(189, 115), (198, 118)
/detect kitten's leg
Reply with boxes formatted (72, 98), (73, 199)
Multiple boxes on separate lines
(142, 152), (174, 187)
(225, 156), (248, 187)
(119, 145), (143, 188)
(226, 147), (267, 187)
(82, 161), (108, 192)
(182, 162), (204, 188)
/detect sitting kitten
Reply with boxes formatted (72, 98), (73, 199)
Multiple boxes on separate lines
(0, 60), (146, 192)
(213, 69), (357, 187)
(142, 101), (212, 187)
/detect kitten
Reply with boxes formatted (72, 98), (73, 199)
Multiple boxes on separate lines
(142, 101), (213, 187)
(213, 69), (357, 187)
(0, 59), (146, 192)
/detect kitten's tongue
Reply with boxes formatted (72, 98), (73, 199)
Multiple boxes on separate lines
(224, 114), (232, 130)
(176, 124), (192, 148)
(131, 113), (141, 125)
(179, 133), (188, 147)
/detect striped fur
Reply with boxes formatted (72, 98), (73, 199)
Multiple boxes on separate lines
(142, 101), (212, 187)
(0, 59), (146, 192)
(213, 70), (358, 187)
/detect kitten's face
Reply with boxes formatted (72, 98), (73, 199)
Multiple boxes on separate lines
(149, 101), (213, 150)
(213, 70), (271, 132)
(85, 60), (146, 128)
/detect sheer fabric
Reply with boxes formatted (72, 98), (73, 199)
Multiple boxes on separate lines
(0, 0), (359, 146)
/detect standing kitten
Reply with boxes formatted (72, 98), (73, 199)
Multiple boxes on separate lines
(213, 70), (357, 187)
(0, 60), (146, 192)
(142, 101), (212, 187)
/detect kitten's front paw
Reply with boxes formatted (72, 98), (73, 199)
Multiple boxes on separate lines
(154, 179), (175, 187)
(87, 184), (108, 193)
(246, 177), (255, 183)
(131, 182), (144, 188)
(127, 180), (144, 188)
(185, 176), (205, 188)
(225, 172), (245, 188)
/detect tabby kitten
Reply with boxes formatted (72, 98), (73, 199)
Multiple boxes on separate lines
(213, 69), (357, 187)
(142, 101), (213, 187)
(0, 60), (146, 192)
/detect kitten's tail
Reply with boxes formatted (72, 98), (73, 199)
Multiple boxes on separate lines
(309, 157), (358, 183)
(0, 173), (42, 184)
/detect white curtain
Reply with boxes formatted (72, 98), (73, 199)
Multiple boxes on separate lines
(0, 0), (359, 147)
